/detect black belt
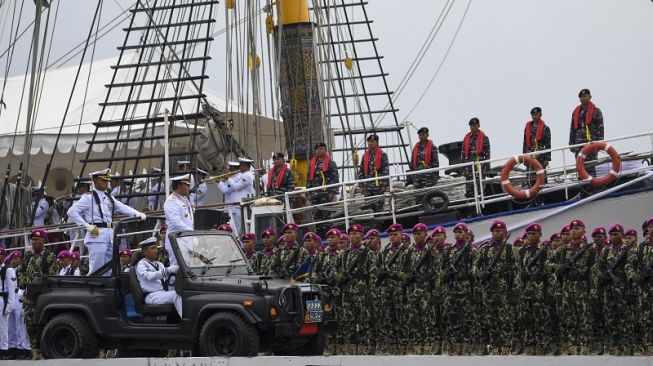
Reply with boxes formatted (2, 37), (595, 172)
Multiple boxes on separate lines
(92, 222), (112, 228)
(143, 291), (150, 298)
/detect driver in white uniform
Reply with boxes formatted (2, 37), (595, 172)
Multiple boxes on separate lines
(136, 237), (182, 318)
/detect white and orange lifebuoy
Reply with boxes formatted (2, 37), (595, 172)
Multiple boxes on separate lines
(576, 141), (621, 187)
(500, 155), (545, 200)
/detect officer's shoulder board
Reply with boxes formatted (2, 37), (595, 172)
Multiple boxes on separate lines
(168, 193), (176, 200)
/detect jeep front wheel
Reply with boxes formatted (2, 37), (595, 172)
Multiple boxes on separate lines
(199, 312), (259, 357)
(41, 313), (98, 359)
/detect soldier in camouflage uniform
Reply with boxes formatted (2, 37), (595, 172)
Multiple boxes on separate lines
(409, 127), (439, 188)
(333, 225), (373, 354)
(312, 229), (340, 355)
(626, 217), (653, 355)
(624, 229), (638, 248)
(549, 219), (595, 355)
(372, 224), (407, 354)
(364, 229), (383, 354)
(240, 233), (257, 269)
(596, 224), (634, 355)
(523, 107), (552, 187)
(440, 223), (474, 355)
(473, 220), (517, 355)
(516, 223), (550, 355)
(270, 223), (307, 279)
(569, 89), (605, 178)
(461, 118), (491, 198)
(401, 223), (435, 354)
(306, 143), (339, 227)
(428, 227), (448, 355)
(253, 228), (277, 276)
(590, 227), (609, 354)
(17, 229), (58, 358)
(296, 232), (320, 282)
(358, 135), (390, 213)
(266, 153), (295, 199)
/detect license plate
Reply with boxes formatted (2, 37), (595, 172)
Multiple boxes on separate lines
(305, 300), (323, 323)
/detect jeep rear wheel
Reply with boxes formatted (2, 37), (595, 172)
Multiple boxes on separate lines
(41, 313), (98, 359)
(199, 312), (259, 357)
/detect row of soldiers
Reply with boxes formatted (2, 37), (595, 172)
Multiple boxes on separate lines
(240, 216), (653, 356)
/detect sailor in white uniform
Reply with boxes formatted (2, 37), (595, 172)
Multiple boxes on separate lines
(218, 158), (254, 235)
(190, 169), (209, 207)
(4, 252), (30, 359)
(147, 167), (165, 211)
(136, 237), (182, 318)
(31, 187), (49, 227)
(0, 254), (17, 357)
(67, 169), (146, 275)
(163, 174), (194, 266)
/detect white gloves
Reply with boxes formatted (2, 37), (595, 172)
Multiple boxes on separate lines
(137, 212), (147, 221)
(83, 223), (96, 232)
(163, 265), (179, 277)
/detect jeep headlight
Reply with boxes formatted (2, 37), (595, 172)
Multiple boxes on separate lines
(278, 287), (297, 314)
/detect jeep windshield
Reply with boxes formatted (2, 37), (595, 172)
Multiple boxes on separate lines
(174, 233), (250, 276)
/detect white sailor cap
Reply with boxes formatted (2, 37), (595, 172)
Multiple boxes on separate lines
(76, 178), (92, 186)
(89, 168), (112, 181)
(177, 160), (191, 166)
(238, 157), (254, 164)
(151, 167), (162, 173)
(197, 168), (209, 177)
(228, 161), (240, 168)
(170, 174), (192, 185)
(139, 236), (158, 248)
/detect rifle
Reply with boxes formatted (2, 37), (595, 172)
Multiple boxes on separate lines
(601, 246), (629, 283)
(443, 242), (471, 283)
(481, 233), (512, 288)
(338, 247), (370, 287)
(402, 246), (433, 290)
(375, 245), (406, 286)
(558, 242), (591, 281)
(280, 246), (301, 279)
(524, 246), (547, 278)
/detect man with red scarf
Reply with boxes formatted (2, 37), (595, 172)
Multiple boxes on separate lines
(523, 107), (552, 188)
(569, 89), (604, 177)
(307, 143), (339, 227)
(409, 127), (440, 188)
(266, 152), (295, 198)
(358, 134), (390, 212)
(460, 118), (491, 197)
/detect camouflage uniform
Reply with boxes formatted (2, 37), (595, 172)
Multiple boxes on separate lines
(270, 242), (307, 279)
(596, 244), (634, 355)
(440, 241), (475, 354)
(550, 241), (595, 354)
(367, 246), (384, 354)
(266, 165), (295, 198)
(335, 245), (374, 354)
(372, 243), (407, 354)
(460, 131), (490, 197)
(402, 243), (436, 354)
(358, 149), (389, 212)
(312, 247), (341, 353)
(569, 102), (604, 177)
(252, 248), (277, 276)
(306, 157), (339, 227)
(428, 245), (446, 354)
(516, 244), (550, 354)
(409, 140), (439, 188)
(18, 249), (59, 348)
(627, 240), (653, 354)
(474, 241), (517, 354)
(590, 244), (608, 353)
(522, 120), (552, 186)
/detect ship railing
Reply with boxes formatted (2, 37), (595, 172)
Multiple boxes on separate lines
(281, 130), (653, 229)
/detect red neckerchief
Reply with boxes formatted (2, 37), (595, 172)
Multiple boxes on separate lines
(411, 140), (433, 169)
(362, 148), (383, 176)
(327, 247), (338, 256)
(267, 164), (288, 189)
(524, 120), (546, 150)
(414, 242), (426, 252)
(572, 102), (596, 130)
(463, 130), (485, 159)
(309, 155), (330, 181)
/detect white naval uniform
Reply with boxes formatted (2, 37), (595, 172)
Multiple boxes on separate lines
(8, 288), (30, 351)
(59, 265), (79, 276)
(163, 192), (194, 266)
(67, 188), (142, 275)
(0, 265), (17, 351)
(33, 197), (49, 227)
(136, 258), (182, 318)
(217, 171), (253, 235)
(190, 182), (207, 207)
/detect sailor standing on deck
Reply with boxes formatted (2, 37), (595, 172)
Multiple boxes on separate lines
(218, 158), (254, 235)
(163, 174), (195, 267)
(190, 169), (209, 207)
(136, 237), (182, 318)
(147, 167), (165, 211)
(67, 169), (146, 275)
(31, 187), (49, 227)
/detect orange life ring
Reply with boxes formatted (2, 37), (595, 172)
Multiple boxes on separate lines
(500, 155), (545, 200)
(575, 141), (621, 187)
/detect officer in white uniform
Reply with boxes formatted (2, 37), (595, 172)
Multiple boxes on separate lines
(147, 167), (165, 211)
(67, 169), (146, 275)
(136, 237), (182, 318)
(190, 169), (209, 207)
(4, 252), (30, 359)
(218, 158), (254, 235)
(163, 174), (194, 266)
(0, 255), (17, 358)
(31, 187), (49, 227)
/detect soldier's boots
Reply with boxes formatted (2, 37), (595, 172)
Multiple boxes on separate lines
(345, 344), (356, 355)
(432, 341), (442, 355)
(335, 344), (346, 355)
(422, 344), (433, 355)
(31, 348), (43, 360)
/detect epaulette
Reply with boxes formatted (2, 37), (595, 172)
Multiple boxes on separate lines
(168, 193), (176, 200)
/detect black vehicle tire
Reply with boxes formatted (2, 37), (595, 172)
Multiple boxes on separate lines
(199, 312), (259, 357)
(115, 349), (168, 358)
(298, 332), (327, 356)
(41, 313), (99, 359)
